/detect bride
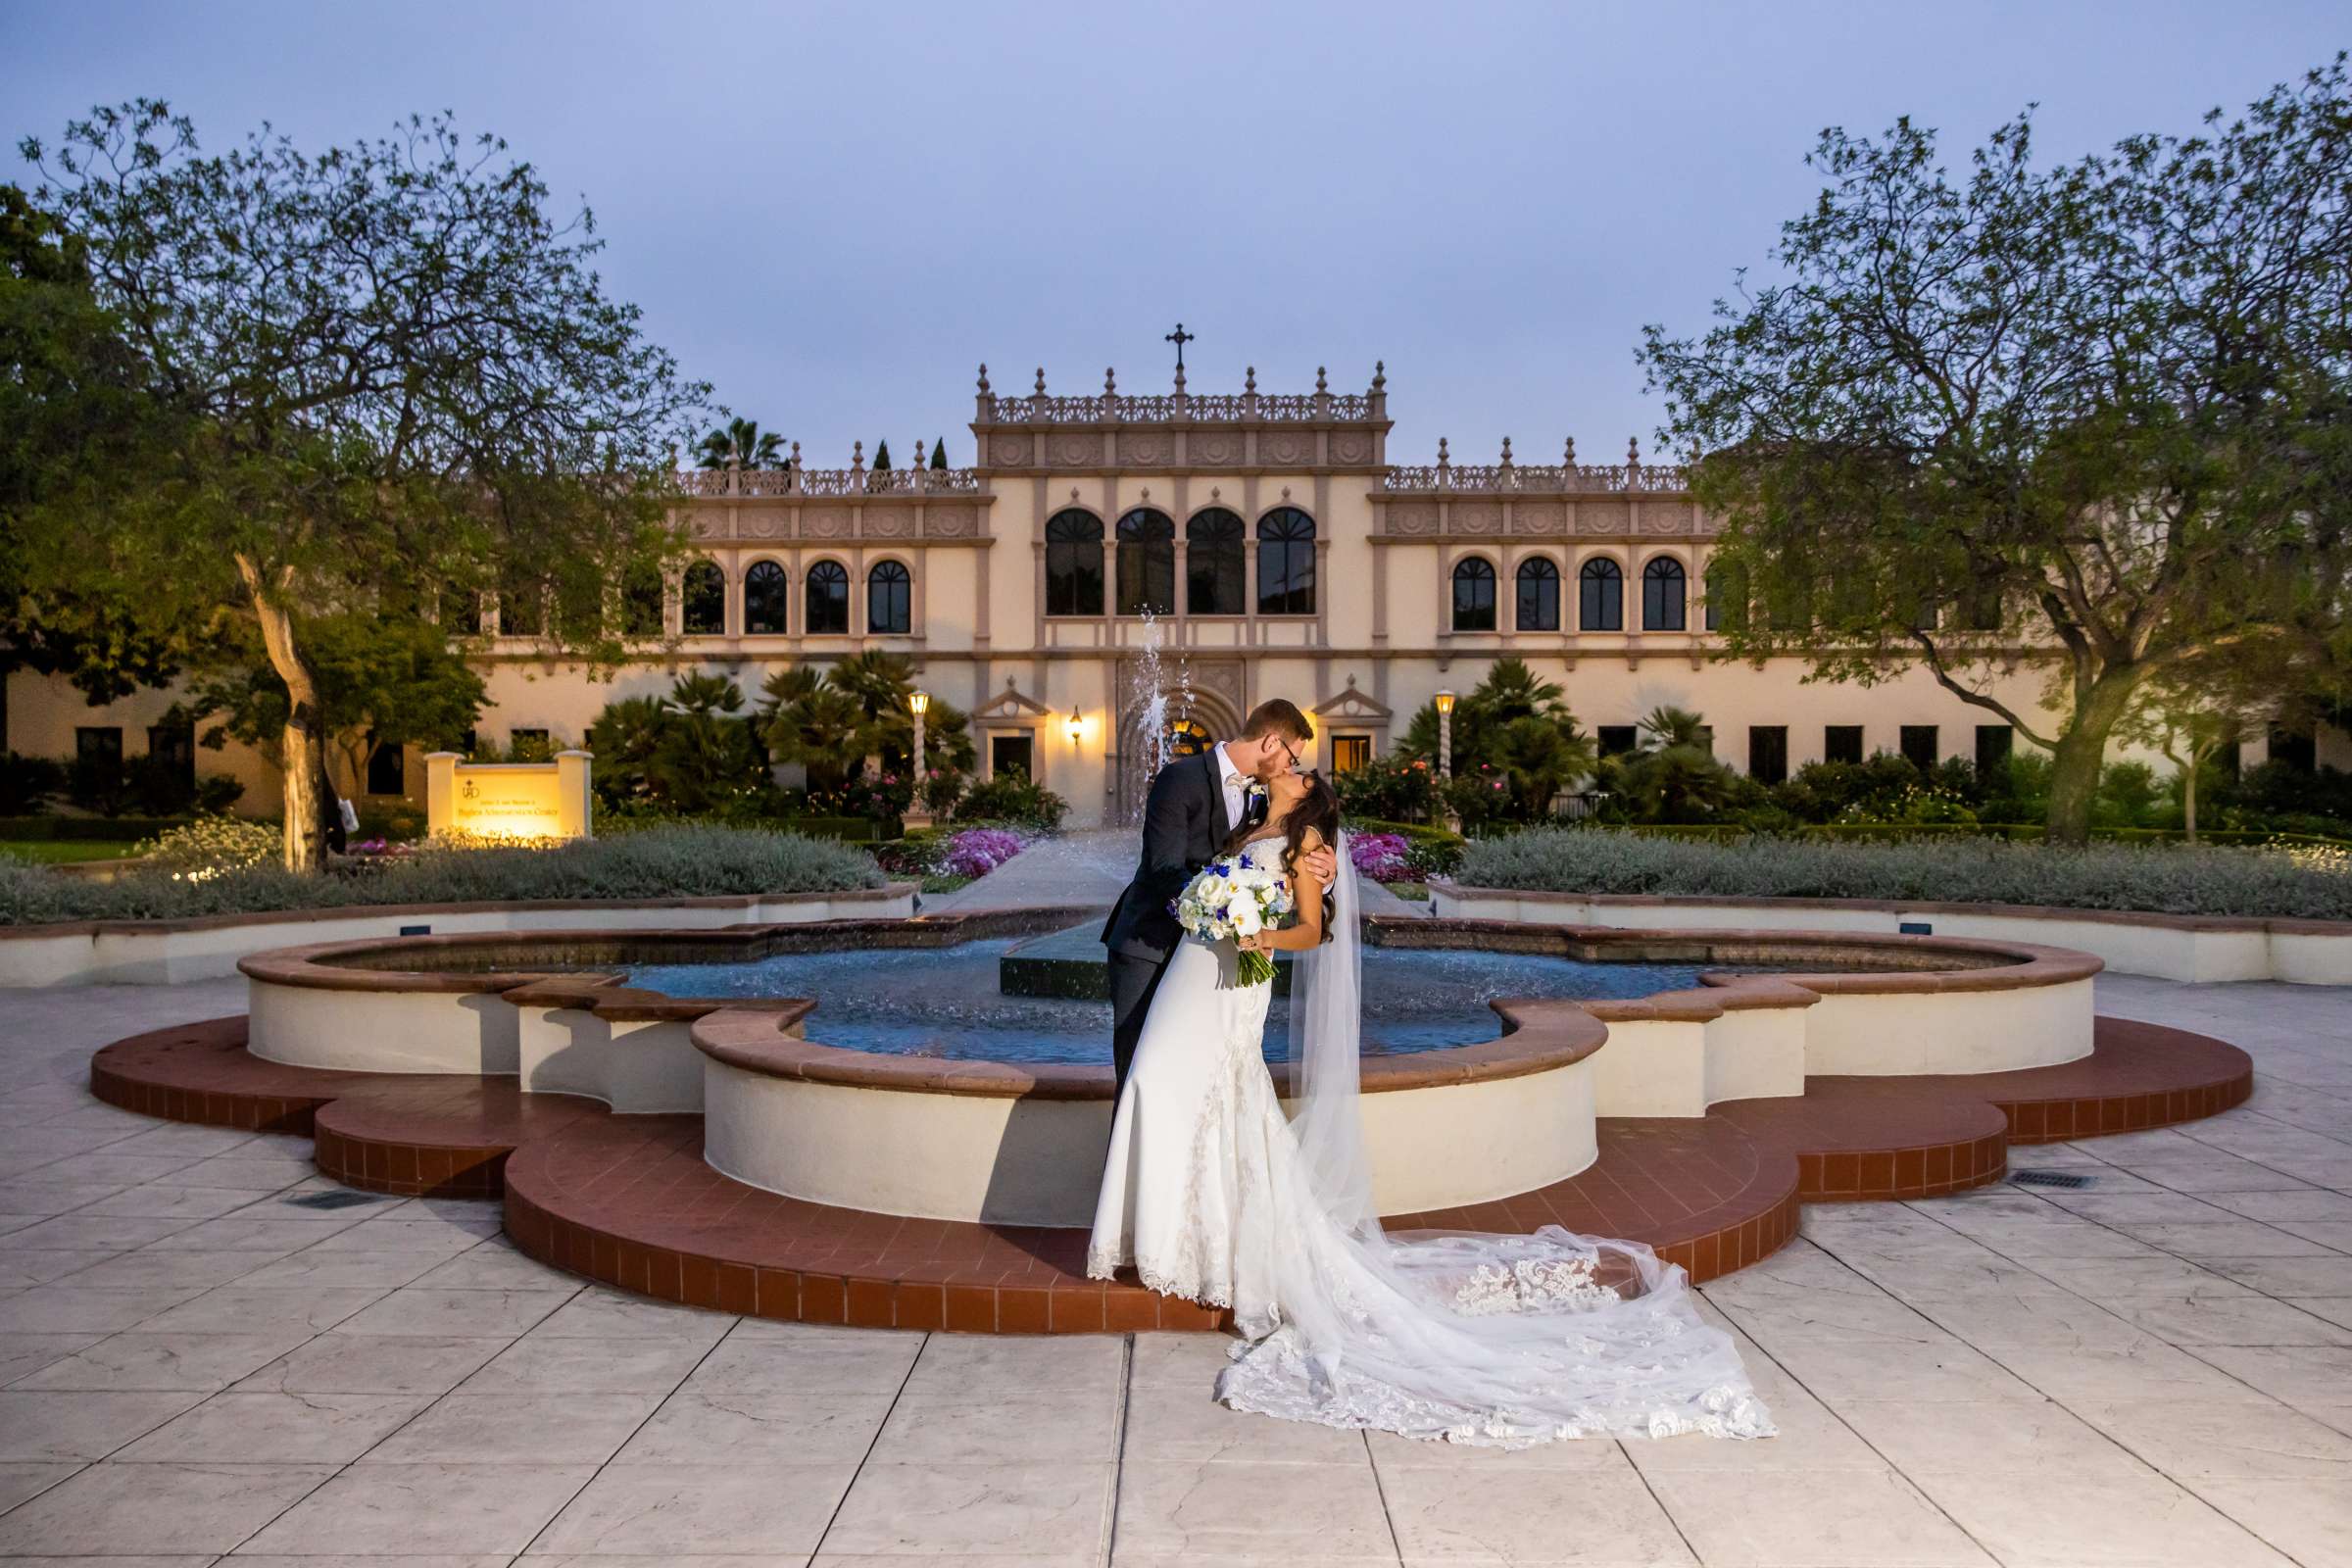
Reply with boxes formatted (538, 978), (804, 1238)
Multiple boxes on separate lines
(1087, 768), (1774, 1446)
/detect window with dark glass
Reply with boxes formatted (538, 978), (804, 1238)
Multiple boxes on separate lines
(1824, 725), (1864, 765)
(1115, 509), (1175, 616)
(442, 584), (483, 636)
(75, 726), (122, 767)
(498, 582), (543, 637)
(1515, 558), (1560, 631)
(620, 564), (665, 637)
(1256, 508), (1316, 615)
(867, 561), (911, 635)
(744, 561), (788, 635)
(682, 561), (726, 636)
(1974, 724), (2013, 776)
(366, 736), (406, 796)
(1186, 509), (1246, 614)
(1579, 558), (1624, 631)
(147, 724), (195, 788)
(1451, 558), (1497, 631)
(1642, 558), (1687, 631)
(1045, 510), (1104, 616)
(1900, 725), (1938, 770)
(1597, 725), (1639, 758)
(1332, 735), (1372, 774)
(805, 560), (850, 634)
(2270, 725), (2317, 773)
(1748, 725), (1788, 785)
(990, 733), (1033, 781)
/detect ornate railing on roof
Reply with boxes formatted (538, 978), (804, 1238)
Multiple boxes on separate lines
(971, 363), (1387, 425)
(1378, 438), (1692, 495)
(674, 466), (986, 498)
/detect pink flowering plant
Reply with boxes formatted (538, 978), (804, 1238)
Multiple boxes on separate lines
(1348, 831), (1414, 882)
(937, 826), (1031, 878)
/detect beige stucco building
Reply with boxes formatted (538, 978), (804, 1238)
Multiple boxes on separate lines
(10, 366), (2329, 827)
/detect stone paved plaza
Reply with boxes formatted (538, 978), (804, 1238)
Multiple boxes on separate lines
(1, 969), (2350, 1565)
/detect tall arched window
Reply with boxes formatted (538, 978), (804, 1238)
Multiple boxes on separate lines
(1115, 509), (1175, 616)
(1579, 558), (1624, 631)
(1045, 510), (1104, 616)
(1186, 509), (1246, 615)
(683, 560), (726, 636)
(867, 560), (911, 635)
(622, 563), (666, 637)
(805, 560), (850, 635)
(1515, 558), (1560, 631)
(1451, 558), (1497, 631)
(1642, 558), (1687, 631)
(744, 561), (788, 635)
(1256, 508), (1317, 615)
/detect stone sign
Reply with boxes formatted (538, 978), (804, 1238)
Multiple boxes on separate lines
(423, 751), (593, 841)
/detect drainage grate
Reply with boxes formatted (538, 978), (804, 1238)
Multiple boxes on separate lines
(287, 1190), (387, 1210)
(2010, 1168), (2094, 1190)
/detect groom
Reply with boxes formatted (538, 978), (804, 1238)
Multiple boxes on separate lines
(1101, 698), (1339, 1089)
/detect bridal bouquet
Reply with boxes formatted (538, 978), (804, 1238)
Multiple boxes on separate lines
(1171, 858), (1295, 988)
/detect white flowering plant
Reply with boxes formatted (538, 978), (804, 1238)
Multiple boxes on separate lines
(1170, 855), (1296, 988)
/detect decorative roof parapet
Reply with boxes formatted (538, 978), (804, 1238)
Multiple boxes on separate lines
(675, 466), (986, 498)
(1380, 434), (1690, 495)
(973, 361), (1389, 425)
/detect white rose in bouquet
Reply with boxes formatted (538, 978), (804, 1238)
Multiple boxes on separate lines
(1170, 854), (1293, 988)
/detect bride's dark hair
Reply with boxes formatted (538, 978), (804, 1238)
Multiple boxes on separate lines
(1224, 770), (1341, 875)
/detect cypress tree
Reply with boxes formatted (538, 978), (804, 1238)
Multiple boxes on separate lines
(930, 436), (949, 469)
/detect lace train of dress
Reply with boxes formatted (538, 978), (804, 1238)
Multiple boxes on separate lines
(1086, 836), (1774, 1447)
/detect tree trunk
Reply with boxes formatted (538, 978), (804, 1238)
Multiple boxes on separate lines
(2182, 750), (2199, 844)
(2043, 670), (2140, 848)
(235, 556), (326, 874)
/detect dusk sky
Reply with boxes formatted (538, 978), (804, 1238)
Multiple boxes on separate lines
(7, 2), (2345, 468)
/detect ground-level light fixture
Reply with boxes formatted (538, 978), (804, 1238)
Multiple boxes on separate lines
(908, 690), (930, 717)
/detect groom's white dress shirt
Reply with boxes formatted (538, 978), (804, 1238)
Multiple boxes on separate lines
(1210, 742), (1250, 829)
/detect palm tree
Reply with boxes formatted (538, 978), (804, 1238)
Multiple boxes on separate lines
(759, 668), (871, 794)
(586, 695), (668, 803)
(1493, 713), (1597, 819)
(696, 417), (785, 470)
(666, 672), (745, 718)
(1602, 706), (1736, 822)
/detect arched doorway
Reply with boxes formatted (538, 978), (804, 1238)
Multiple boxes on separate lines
(1115, 695), (1235, 823)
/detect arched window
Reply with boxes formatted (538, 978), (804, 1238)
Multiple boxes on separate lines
(1451, 557), (1496, 632)
(1704, 559), (1745, 632)
(1186, 509), (1246, 615)
(683, 560), (726, 636)
(867, 560), (911, 635)
(622, 563), (666, 637)
(1045, 510), (1104, 616)
(1115, 508), (1175, 616)
(1515, 558), (1560, 631)
(1642, 558), (1687, 631)
(1256, 508), (1317, 615)
(1579, 558), (1624, 632)
(744, 561), (788, 635)
(805, 560), (850, 635)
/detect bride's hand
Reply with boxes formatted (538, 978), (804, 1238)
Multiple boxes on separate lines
(1236, 932), (1271, 953)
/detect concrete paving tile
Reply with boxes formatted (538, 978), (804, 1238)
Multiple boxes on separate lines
(899, 1328), (1125, 1394)
(243, 1460), (595, 1555)
(170, 1154), (320, 1190)
(683, 1333), (923, 1396)
(870, 1388), (1121, 1465)
(2070, 1396), (2352, 1480)
(232, 1332), (512, 1395)
(10, 1329), (316, 1391)
(53, 1248), (282, 1290)
(2190, 1253), (2352, 1295)
(616, 1385), (896, 1464)
(1910, 1467), (2293, 1566)
(410, 1245), (582, 1291)
(0, 1285), (210, 1333)
(0, 1458), (338, 1554)
(1122, 1329), (1241, 1388)
(2104, 1292), (2352, 1346)
(362, 1391), (662, 1464)
(0, 1248), (122, 1285)
(332, 1286), (574, 1338)
(0, 1329), (105, 1383)
(824, 1460), (1111, 1558)
(0, 1459), (80, 1510)
(1753, 1337), (2043, 1403)
(134, 1285), (387, 1336)
(1898, 1292), (2150, 1351)
(1832, 1397), (2152, 1477)
(0, 1214), (197, 1250)
(530, 1284), (735, 1343)
(1987, 1341), (2278, 1402)
(1112, 1458), (1395, 1561)
(2189, 1345), (2352, 1407)
(1376, 1458), (1694, 1563)
(2186, 1477), (2352, 1567)
(229, 1249), (447, 1290)
(1642, 1466), (1992, 1566)
(1121, 1377), (1385, 1463)
(114, 1390), (434, 1463)
(460, 1333), (714, 1395)
(527, 1461), (854, 1555)
(144, 1215), (357, 1251)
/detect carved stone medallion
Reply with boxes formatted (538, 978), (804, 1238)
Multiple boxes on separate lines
(1331, 431), (1372, 465)
(1386, 503), (1439, 536)
(806, 507), (850, 539)
(1193, 430), (1245, 465)
(1052, 432), (1104, 466)
(865, 506), (913, 538)
(1452, 502), (1501, 535)
(992, 435), (1032, 466)
(926, 506), (977, 538)
(1513, 502), (1564, 535)
(1119, 431), (1171, 466)
(741, 509), (788, 540)
(1260, 430), (1313, 466)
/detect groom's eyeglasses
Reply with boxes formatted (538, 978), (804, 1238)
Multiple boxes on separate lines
(1277, 737), (1301, 772)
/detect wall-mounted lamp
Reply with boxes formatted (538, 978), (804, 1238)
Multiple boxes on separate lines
(1066, 710), (1085, 746)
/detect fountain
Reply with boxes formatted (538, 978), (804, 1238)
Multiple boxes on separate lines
(1122, 611), (1198, 825)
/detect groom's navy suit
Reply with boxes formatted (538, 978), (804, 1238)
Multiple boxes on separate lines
(1101, 748), (1260, 1090)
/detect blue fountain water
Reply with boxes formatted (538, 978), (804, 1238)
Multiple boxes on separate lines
(622, 939), (1753, 1064)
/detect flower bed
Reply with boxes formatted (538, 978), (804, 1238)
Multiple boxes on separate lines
(1456, 828), (2352, 921)
(0, 823), (886, 926)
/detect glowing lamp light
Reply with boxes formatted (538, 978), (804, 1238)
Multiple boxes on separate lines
(1435, 690), (1456, 715)
(1066, 710), (1085, 745)
(908, 689), (930, 716)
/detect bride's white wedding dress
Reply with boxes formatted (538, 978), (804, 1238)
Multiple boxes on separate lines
(1087, 832), (1773, 1446)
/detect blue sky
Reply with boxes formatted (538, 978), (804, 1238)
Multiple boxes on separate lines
(7, 1), (2344, 466)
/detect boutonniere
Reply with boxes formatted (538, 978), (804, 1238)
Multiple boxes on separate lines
(1245, 779), (1268, 800)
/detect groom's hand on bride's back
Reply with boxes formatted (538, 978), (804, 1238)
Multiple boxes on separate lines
(1298, 843), (1338, 888)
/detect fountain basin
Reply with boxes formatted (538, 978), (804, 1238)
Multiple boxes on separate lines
(234, 911), (2099, 1225)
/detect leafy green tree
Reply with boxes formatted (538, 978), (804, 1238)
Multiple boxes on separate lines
(180, 615), (486, 800)
(759, 667), (869, 795)
(15, 102), (707, 870)
(2117, 654), (2284, 841)
(1640, 60), (2352, 844)
(1492, 714), (1596, 819)
(1396, 658), (1594, 821)
(695, 416), (784, 470)
(585, 695), (670, 805)
(1598, 707), (1740, 823)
